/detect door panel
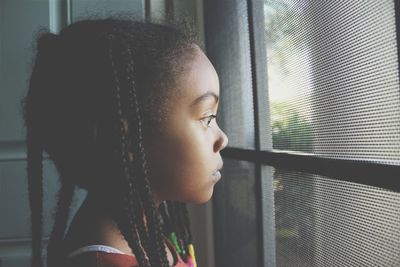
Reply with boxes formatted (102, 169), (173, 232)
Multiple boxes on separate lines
(0, 1), (144, 266)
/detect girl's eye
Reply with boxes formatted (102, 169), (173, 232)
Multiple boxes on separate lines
(202, 114), (217, 128)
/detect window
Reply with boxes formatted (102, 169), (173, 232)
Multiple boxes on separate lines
(204, 0), (400, 266)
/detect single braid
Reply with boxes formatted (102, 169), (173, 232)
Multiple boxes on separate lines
(165, 201), (184, 257)
(46, 179), (75, 267)
(176, 203), (186, 243)
(123, 38), (170, 267)
(108, 34), (150, 267)
(178, 202), (192, 261)
(113, 33), (156, 264)
(26, 130), (44, 267)
(159, 201), (173, 234)
(181, 203), (193, 244)
(174, 202), (186, 258)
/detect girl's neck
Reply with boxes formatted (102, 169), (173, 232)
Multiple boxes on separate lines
(64, 192), (174, 265)
(64, 192), (134, 255)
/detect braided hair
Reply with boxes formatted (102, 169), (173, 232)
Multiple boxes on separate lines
(23, 18), (200, 267)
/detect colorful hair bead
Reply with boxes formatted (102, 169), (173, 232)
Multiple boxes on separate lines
(187, 256), (195, 267)
(179, 238), (186, 256)
(169, 232), (182, 254)
(188, 244), (197, 267)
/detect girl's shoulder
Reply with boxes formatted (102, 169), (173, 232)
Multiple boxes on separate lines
(63, 244), (189, 267)
(65, 250), (138, 267)
(64, 245), (138, 267)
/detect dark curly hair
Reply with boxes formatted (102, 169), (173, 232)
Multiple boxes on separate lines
(22, 17), (200, 267)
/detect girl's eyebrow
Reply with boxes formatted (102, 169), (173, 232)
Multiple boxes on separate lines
(190, 91), (219, 107)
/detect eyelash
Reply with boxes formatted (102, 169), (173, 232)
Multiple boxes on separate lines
(202, 114), (217, 128)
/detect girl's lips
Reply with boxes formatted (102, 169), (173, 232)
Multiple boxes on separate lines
(212, 170), (222, 181)
(212, 162), (223, 180)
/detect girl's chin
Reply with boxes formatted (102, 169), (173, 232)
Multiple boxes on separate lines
(190, 187), (215, 204)
(160, 183), (216, 204)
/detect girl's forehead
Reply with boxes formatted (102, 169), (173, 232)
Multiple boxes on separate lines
(175, 48), (220, 102)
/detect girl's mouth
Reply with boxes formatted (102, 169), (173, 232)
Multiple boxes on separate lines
(212, 170), (221, 181)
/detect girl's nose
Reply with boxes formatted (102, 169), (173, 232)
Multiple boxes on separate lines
(214, 129), (229, 153)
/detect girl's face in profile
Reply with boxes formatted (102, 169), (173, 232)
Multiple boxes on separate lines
(145, 46), (228, 204)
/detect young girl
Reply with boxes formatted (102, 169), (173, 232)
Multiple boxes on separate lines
(23, 17), (228, 267)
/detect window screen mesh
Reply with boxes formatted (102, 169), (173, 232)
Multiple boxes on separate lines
(274, 169), (400, 267)
(264, 0), (400, 164)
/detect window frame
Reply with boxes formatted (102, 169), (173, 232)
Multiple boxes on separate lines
(207, 0), (400, 266)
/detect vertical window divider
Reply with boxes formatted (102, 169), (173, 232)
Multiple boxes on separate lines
(247, 0), (276, 266)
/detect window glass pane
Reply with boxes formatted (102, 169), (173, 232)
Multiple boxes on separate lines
(274, 169), (400, 267)
(213, 159), (258, 267)
(264, 0), (400, 163)
(71, 0), (144, 21)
